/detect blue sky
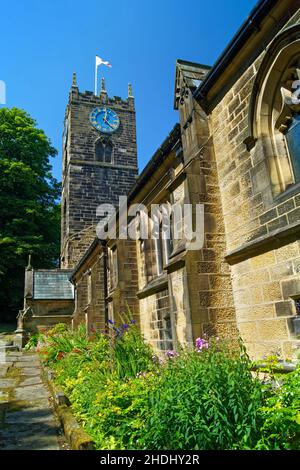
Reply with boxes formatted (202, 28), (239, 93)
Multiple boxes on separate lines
(0, 0), (257, 181)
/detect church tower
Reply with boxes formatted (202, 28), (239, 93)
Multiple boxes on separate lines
(61, 74), (138, 268)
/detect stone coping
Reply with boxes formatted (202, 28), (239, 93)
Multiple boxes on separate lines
(41, 365), (95, 450)
(137, 274), (168, 299)
(225, 219), (300, 265)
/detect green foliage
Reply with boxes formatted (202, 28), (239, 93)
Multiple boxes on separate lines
(40, 324), (92, 364)
(110, 318), (154, 379)
(39, 325), (300, 450)
(0, 107), (60, 321)
(24, 332), (40, 350)
(255, 365), (300, 449)
(81, 373), (156, 449)
(139, 342), (264, 450)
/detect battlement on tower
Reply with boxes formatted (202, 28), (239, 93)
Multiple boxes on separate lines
(60, 74), (138, 268)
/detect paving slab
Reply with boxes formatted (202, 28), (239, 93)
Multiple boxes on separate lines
(0, 390), (9, 402)
(0, 378), (17, 389)
(19, 367), (41, 377)
(8, 398), (51, 411)
(0, 423), (60, 450)
(6, 406), (56, 424)
(15, 361), (40, 367)
(20, 376), (43, 387)
(0, 365), (9, 377)
(18, 354), (39, 361)
(0, 348), (63, 450)
(14, 384), (50, 402)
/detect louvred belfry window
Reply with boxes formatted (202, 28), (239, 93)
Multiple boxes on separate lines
(95, 139), (113, 163)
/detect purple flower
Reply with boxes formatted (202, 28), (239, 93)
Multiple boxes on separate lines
(152, 354), (158, 362)
(195, 337), (209, 351)
(108, 319), (115, 325)
(165, 350), (179, 359)
(130, 319), (136, 324)
(121, 323), (129, 330)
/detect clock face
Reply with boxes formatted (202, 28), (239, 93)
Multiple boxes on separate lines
(90, 107), (120, 133)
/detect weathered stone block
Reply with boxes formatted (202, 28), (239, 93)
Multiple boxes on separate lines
(237, 304), (275, 321)
(275, 300), (295, 317)
(267, 215), (288, 233)
(250, 250), (276, 269)
(269, 262), (293, 280)
(258, 319), (288, 341)
(282, 278), (300, 299)
(262, 281), (282, 302)
(238, 321), (258, 342)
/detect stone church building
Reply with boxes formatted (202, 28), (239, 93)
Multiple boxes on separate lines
(20, 0), (300, 361)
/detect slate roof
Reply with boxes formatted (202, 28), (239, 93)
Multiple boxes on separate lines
(174, 59), (211, 109)
(33, 270), (74, 300)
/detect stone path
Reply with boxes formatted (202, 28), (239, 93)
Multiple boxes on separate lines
(0, 350), (65, 450)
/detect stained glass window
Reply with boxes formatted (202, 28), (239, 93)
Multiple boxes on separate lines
(285, 114), (300, 182)
(295, 298), (300, 316)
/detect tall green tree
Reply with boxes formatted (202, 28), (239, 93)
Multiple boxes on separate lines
(0, 107), (61, 322)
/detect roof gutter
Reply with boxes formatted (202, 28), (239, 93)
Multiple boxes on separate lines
(194, 0), (278, 103)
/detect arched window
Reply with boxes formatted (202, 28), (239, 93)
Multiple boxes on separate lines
(285, 114), (300, 181)
(247, 25), (300, 196)
(275, 59), (300, 183)
(95, 139), (113, 163)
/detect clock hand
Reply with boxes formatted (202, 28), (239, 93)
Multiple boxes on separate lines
(106, 120), (115, 129)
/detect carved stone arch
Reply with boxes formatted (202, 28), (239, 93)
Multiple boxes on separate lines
(95, 136), (114, 164)
(247, 25), (300, 141)
(246, 24), (300, 196)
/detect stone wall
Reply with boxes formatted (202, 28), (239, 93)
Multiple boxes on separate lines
(72, 245), (106, 331)
(23, 299), (73, 333)
(139, 289), (173, 352)
(175, 61), (238, 344)
(61, 86), (138, 268)
(207, 9), (300, 359)
(67, 7), (300, 360)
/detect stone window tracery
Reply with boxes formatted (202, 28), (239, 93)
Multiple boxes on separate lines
(275, 60), (300, 183)
(95, 138), (113, 163)
(246, 27), (300, 199)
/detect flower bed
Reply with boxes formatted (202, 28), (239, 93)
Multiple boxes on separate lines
(29, 320), (300, 450)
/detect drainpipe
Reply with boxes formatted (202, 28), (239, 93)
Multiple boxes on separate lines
(100, 240), (109, 325)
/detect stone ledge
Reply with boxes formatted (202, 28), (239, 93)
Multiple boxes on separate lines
(41, 366), (95, 450)
(70, 159), (138, 171)
(225, 220), (300, 265)
(137, 274), (168, 299)
(165, 246), (186, 273)
(251, 361), (298, 374)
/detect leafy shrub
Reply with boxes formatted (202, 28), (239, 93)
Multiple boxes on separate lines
(40, 323), (91, 365)
(81, 373), (156, 449)
(38, 323), (300, 450)
(108, 318), (154, 379)
(139, 341), (264, 450)
(24, 332), (39, 350)
(254, 363), (300, 449)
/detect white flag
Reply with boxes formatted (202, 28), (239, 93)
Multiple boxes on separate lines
(96, 55), (112, 68)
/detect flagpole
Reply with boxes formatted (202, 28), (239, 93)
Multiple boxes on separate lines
(95, 58), (98, 95)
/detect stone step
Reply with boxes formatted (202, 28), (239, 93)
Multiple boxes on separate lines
(0, 340), (13, 347)
(0, 345), (20, 353)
